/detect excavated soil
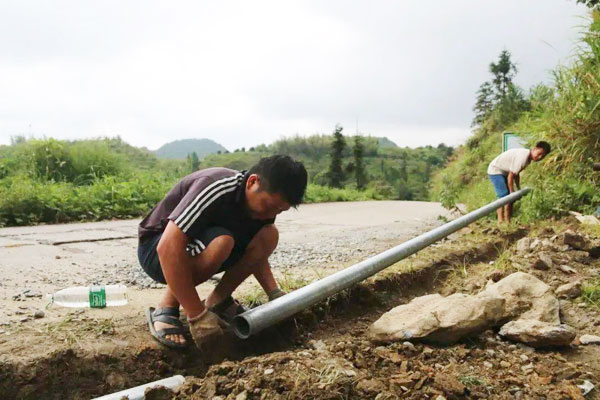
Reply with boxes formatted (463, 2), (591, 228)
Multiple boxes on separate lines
(1, 219), (599, 399)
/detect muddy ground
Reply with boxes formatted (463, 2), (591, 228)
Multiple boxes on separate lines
(1, 210), (599, 399)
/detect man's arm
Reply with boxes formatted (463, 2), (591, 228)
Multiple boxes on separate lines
(157, 220), (205, 318)
(507, 172), (517, 193)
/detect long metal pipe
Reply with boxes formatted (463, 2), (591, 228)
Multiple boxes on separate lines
(232, 187), (531, 339)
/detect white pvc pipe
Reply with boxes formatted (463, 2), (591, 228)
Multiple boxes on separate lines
(92, 375), (185, 400)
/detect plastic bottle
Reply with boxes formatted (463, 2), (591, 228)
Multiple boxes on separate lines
(47, 285), (128, 308)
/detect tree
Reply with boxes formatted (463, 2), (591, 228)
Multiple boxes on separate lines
(490, 50), (517, 100)
(472, 81), (495, 126)
(472, 50), (528, 127)
(575, 0), (599, 8)
(399, 157), (408, 182)
(353, 135), (366, 189)
(187, 151), (200, 172)
(328, 125), (346, 188)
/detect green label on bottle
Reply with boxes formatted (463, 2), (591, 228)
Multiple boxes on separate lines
(89, 286), (106, 308)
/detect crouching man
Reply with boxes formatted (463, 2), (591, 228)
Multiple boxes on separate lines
(137, 155), (307, 348)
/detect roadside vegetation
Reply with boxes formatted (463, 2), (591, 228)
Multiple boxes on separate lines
(431, 11), (600, 221)
(0, 131), (452, 227)
(201, 130), (453, 203)
(0, 137), (186, 227)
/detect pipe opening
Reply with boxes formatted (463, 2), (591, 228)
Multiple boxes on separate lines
(232, 315), (251, 339)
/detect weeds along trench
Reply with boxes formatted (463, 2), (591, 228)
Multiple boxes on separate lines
(0, 227), (524, 399)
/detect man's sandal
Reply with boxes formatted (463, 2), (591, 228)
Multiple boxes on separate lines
(146, 307), (188, 349)
(209, 296), (248, 325)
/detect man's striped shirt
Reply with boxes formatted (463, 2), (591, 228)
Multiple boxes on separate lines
(138, 167), (274, 256)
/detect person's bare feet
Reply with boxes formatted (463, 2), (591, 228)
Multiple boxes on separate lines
(154, 320), (186, 345)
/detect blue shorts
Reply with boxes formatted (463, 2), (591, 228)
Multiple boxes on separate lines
(489, 174), (509, 198)
(137, 226), (244, 284)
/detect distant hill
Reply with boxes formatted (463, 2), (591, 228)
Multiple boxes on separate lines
(377, 137), (398, 148)
(155, 139), (228, 159)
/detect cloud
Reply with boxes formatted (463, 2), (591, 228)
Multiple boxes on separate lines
(0, 0), (587, 150)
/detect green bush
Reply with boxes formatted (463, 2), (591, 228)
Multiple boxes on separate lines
(0, 172), (175, 227)
(304, 184), (381, 203)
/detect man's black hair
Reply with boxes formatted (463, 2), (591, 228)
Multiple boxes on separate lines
(535, 141), (551, 154)
(249, 155), (308, 206)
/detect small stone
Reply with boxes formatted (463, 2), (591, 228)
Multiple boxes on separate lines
(33, 310), (45, 319)
(516, 237), (532, 253)
(531, 253), (553, 270)
(19, 317), (28, 323)
(556, 366), (578, 380)
(530, 239), (542, 251)
(433, 373), (466, 396)
(521, 363), (534, 372)
(309, 339), (327, 352)
(402, 341), (416, 351)
(520, 354), (529, 362)
(563, 230), (587, 250)
(483, 361), (493, 368)
(500, 361), (511, 368)
(579, 334), (600, 345)
(557, 265), (577, 274)
(486, 349), (496, 357)
(486, 270), (505, 282)
(555, 280), (582, 299)
(235, 391), (248, 400)
(500, 320), (576, 348)
(264, 368), (274, 375)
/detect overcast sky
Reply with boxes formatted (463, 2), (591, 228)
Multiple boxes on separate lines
(0, 1), (588, 151)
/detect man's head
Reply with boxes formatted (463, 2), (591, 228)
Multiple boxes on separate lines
(245, 155), (308, 220)
(531, 141), (551, 161)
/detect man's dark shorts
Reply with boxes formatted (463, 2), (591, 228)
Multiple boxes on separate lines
(488, 174), (509, 198)
(138, 226), (249, 285)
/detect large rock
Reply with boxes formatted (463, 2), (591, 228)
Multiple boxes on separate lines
(499, 319), (576, 348)
(368, 293), (505, 345)
(478, 272), (560, 324)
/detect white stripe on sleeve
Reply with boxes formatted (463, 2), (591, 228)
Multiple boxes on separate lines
(175, 174), (242, 232)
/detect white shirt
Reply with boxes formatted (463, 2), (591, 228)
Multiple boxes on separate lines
(487, 148), (531, 176)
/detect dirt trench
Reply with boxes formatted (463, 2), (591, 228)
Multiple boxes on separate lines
(3, 223), (599, 399)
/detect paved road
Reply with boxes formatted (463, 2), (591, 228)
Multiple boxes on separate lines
(0, 201), (450, 321)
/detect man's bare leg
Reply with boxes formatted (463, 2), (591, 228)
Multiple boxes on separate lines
(504, 203), (513, 223)
(154, 235), (234, 345)
(205, 225), (279, 309)
(496, 207), (504, 225)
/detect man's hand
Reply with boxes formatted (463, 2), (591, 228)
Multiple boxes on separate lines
(507, 172), (516, 193)
(188, 309), (227, 348)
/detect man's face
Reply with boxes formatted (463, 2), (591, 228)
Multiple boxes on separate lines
(245, 174), (291, 220)
(531, 147), (547, 161)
